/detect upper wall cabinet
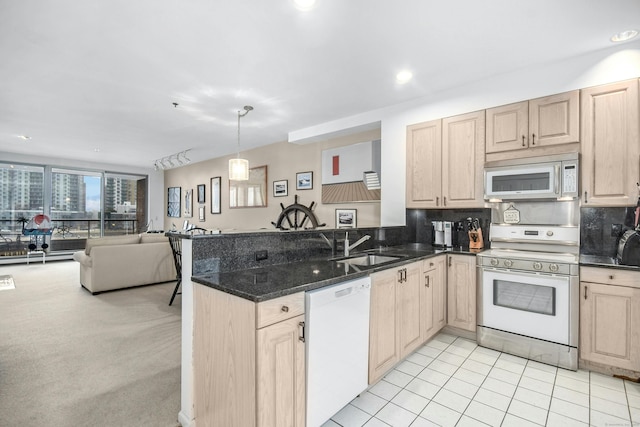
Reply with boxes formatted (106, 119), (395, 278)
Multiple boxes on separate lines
(406, 119), (442, 208)
(581, 79), (639, 206)
(486, 90), (580, 158)
(406, 111), (485, 209)
(442, 110), (485, 208)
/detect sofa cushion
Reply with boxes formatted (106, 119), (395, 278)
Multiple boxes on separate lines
(140, 233), (169, 244)
(85, 234), (141, 255)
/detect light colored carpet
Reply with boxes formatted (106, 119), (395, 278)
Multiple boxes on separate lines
(0, 261), (182, 427)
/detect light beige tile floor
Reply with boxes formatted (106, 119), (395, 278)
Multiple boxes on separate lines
(323, 332), (640, 427)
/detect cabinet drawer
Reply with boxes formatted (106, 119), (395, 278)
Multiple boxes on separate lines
(256, 292), (305, 329)
(580, 266), (640, 289)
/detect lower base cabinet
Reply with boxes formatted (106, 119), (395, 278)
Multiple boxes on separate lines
(369, 257), (447, 384)
(193, 284), (305, 427)
(580, 267), (640, 373)
(447, 254), (477, 332)
(422, 255), (447, 342)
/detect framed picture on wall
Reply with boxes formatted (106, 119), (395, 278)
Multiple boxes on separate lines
(273, 179), (288, 197)
(336, 209), (357, 228)
(167, 187), (181, 218)
(296, 171), (313, 190)
(184, 189), (193, 217)
(197, 184), (206, 204)
(199, 206), (205, 222)
(210, 176), (221, 214)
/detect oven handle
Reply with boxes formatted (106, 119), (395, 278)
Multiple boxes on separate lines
(479, 265), (574, 280)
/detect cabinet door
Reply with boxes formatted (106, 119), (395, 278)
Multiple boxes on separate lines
(421, 256), (447, 342)
(257, 314), (306, 427)
(369, 268), (400, 384)
(581, 79), (639, 206)
(529, 90), (579, 147)
(447, 254), (477, 332)
(398, 262), (424, 359)
(580, 282), (640, 371)
(406, 120), (442, 208)
(442, 110), (485, 208)
(486, 101), (528, 154)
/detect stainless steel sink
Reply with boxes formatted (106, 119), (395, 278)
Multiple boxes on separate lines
(334, 254), (402, 267)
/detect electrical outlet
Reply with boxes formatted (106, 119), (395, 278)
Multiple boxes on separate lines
(255, 250), (268, 261)
(611, 223), (623, 237)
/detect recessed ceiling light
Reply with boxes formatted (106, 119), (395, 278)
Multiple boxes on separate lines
(17, 135), (31, 140)
(611, 29), (638, 42)
(294, 0), (316, 11)
(396, 70), (413, 84)
(94, 148), (101, 152)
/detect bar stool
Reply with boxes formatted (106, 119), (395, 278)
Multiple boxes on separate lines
(167, 234), (182, 306)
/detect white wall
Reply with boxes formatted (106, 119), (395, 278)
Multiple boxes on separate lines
(290, 40), (640, 226)
(0, 151), (163, 228)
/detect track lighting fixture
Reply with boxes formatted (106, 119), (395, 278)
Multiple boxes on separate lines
(153, 149), (192, 171)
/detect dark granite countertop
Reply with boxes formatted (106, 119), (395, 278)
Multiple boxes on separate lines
(191, 243), (480, 302)
(580, 254), (640, 271)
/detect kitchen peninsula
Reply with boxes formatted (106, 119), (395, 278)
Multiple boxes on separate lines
(175, 227), (478, 427)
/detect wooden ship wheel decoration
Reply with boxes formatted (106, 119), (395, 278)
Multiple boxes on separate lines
(272, 195), (326, 230)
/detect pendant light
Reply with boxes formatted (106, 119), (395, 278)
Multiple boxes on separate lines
(229, 105), (253, 181)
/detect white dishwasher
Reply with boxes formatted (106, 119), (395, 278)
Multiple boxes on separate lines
(305, 276), (371, 427)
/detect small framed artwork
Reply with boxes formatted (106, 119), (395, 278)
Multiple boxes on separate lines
(296, 171), (313, 190)
(198, 206), (205, 222)
(197, 184), (206, 204)
(167, 187), (181, 218)
(210, 176), (221, 214)
(184, 189), (193, 217)
(336, 209), (357, 228)
(273, 179), (288, 197)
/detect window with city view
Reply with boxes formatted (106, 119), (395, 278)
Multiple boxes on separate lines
(0, 162), (147, 258)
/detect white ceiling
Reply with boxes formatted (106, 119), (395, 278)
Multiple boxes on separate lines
(1, 0), (639, 169)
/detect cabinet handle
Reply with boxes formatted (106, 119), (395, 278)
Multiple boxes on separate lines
(436, 196), (439, 206)
(531, 133), (536, 145)
(584, 286), (588, 300)
(281, 305), (289, 313)
(609, 275), (614, 280)
(398, 269), (403, 283)
(522, 135), (526, 147)
(443, 196), (447, 206)
(425, 274), (430, 287)
(448, 257), (452, 267)
(298, 321), (305, 342)
(584, 191), (588, 203)
(430, 262), (434, 267)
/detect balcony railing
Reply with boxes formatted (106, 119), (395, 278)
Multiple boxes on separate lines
(0, 219), (139, 256)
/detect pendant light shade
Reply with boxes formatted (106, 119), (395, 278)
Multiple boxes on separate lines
(229, 158), (249, 180)
(229, 105), (253, 181)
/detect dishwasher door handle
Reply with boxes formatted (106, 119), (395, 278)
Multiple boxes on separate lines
(335, 287), (353, 298)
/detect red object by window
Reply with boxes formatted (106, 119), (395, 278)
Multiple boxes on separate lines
(332, 155), (339, 176)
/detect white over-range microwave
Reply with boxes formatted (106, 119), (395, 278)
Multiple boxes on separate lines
(484, 153), (579, 201)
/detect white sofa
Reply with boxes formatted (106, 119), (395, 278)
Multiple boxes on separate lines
(72, 233), (176, 294)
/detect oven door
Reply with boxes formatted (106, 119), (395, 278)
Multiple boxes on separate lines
(479, 268), (570, 345)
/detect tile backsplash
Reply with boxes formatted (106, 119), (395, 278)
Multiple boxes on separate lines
(580, 206), (638, 256)
(406, 208), (491, 249)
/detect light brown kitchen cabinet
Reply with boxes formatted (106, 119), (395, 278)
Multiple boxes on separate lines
(369, 261), (422, 383)
(406, 111), (484, 209)
(442, 111), (485, 208)
(421, 255), (447, 342)
(406, 119), (442, 208)
(581, 79), (640, 206)
(447, 254), (476, 332)
(580, 266), (640, 373)
(486, 90), (579, 154)
(193, 285), (305, 427)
